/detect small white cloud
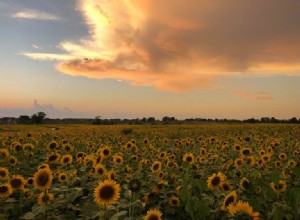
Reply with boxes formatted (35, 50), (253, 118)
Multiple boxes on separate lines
(12, 9), (59, 21)
(32, 44), (40, 49)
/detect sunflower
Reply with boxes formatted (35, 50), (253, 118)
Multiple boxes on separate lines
(47, 153), (60, 163)
(37, 192), (54, 206)
(151, 161), (162, 173)
(125, 164), (132, 174)
(270, 180), (287, 193)
(259, 149), (265, 156)
(227, 201), (260, 220)
(168, 196), (180, 207)
(0, 167), (9, 180)
(144, 208), (162, 220)
(58, 172), (68, 183)
(76, 152), (86, 160)
(221, 190), (238, 211)
(33, 168), (53, 191)
(60, 154), (73, 166)
(158, 151), (167, 159)
(222, 159), (233, 170)
(279, 153), (287, 161)
(239, 177), (250, 191)
(100, 146), (112, 158)
(207, 172), (226, 190)
(288, 159), (297, 168)
(47, 141), (59, 151)
(113, 154), (124, 165)
(38, 163), (50, 170)
(158, 171), (165, 179)
(9, 156), (18, 166)
(262, 154), (271, 163)
(0, 183), (13, 199)
(244, 156), (255, 166)
(0, 148), (10, 159)
(27, 177), (34, 185)
(106, 170), (116, 181)
(240, 148), (252, 157)
(13, 143), (23, 152)
(199, 147), (206, 155)
(94, 179), (120, 206)
(234, 144), (241, 151)
(234, 158), (244, 168)
(131, 155), (139, 162)
(94, 164), (107, 177)
(63, 143), (74, 152)
(23, 143), (34, 151)
(9, 175), (26, 191)
(274, 160), (282, 167)
(220, 182), (232, 191)
(183, 153), (195, 164)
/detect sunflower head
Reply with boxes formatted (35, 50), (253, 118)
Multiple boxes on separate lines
(183, 153), (195, 164)
(227, 200), (259, 220)
(113, 154), (124, 165)
(168, 196), (180, 207)
(270, 180), (287, 193)
(94, 164), (107, 177)
(151, 161), (162, 173)
(0, 184), (13, 199)
(37, 192), (54, 206)
(239, 177), (251, 191)
(0, 148), (10, 159)
(0, 167), (9, 180)
(58, 172), (68, 182)
(144, 208), (163, 220)
(207, 172), (226, 190)
(221, 190), (238, 211)
(9, 175), (26, 191)
(94, 179), (120, 206)
(33, 168), (53, 191)
(60, 154), (73, 166)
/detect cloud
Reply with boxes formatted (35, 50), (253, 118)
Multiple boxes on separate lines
(235, 91), (273, 100)
(12, 9), (59, 21)
(23, 0), (300, 91)
(0, 100), (94, 118)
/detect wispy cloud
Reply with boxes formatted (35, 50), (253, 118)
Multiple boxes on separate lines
(235, 91), (273, 100)
(21, 52), (75, 61)
(12, 9), (59, 21)
(0, 100), (94, 118)
(23, 0), (300, 91)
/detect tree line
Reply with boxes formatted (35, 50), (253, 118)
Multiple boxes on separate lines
(0, 113), (299, 125)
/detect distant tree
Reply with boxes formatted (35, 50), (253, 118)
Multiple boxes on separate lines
(270, 117), (279, 123)
(260, 117), (270, 123)
(31, 112), (46, 124)
(243, 118), (259, 123)
(288, 117), (298, 124)
(93, 116), (102, 125)
(18, 115), (31, 124)
(147, 117), (156, 123)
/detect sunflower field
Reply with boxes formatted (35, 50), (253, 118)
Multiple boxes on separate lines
(0, 123), (300, 220)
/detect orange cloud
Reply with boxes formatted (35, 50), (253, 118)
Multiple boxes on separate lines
(23, 0), (300, 91)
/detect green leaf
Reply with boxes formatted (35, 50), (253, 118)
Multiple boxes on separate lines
(111, 211), (128, 220)
(179, 187), (191, 203)
(271, 171), (280, 185)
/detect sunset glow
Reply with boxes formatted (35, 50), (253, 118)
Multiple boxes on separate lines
(1, 0), (299, 119)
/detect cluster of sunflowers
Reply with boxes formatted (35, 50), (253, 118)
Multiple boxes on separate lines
(0, 123), (299, 219)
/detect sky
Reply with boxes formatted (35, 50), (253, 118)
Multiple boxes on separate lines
(0, 0), (299, 120)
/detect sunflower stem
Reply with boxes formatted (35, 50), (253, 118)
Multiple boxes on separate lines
(44, 190), (48, 220)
